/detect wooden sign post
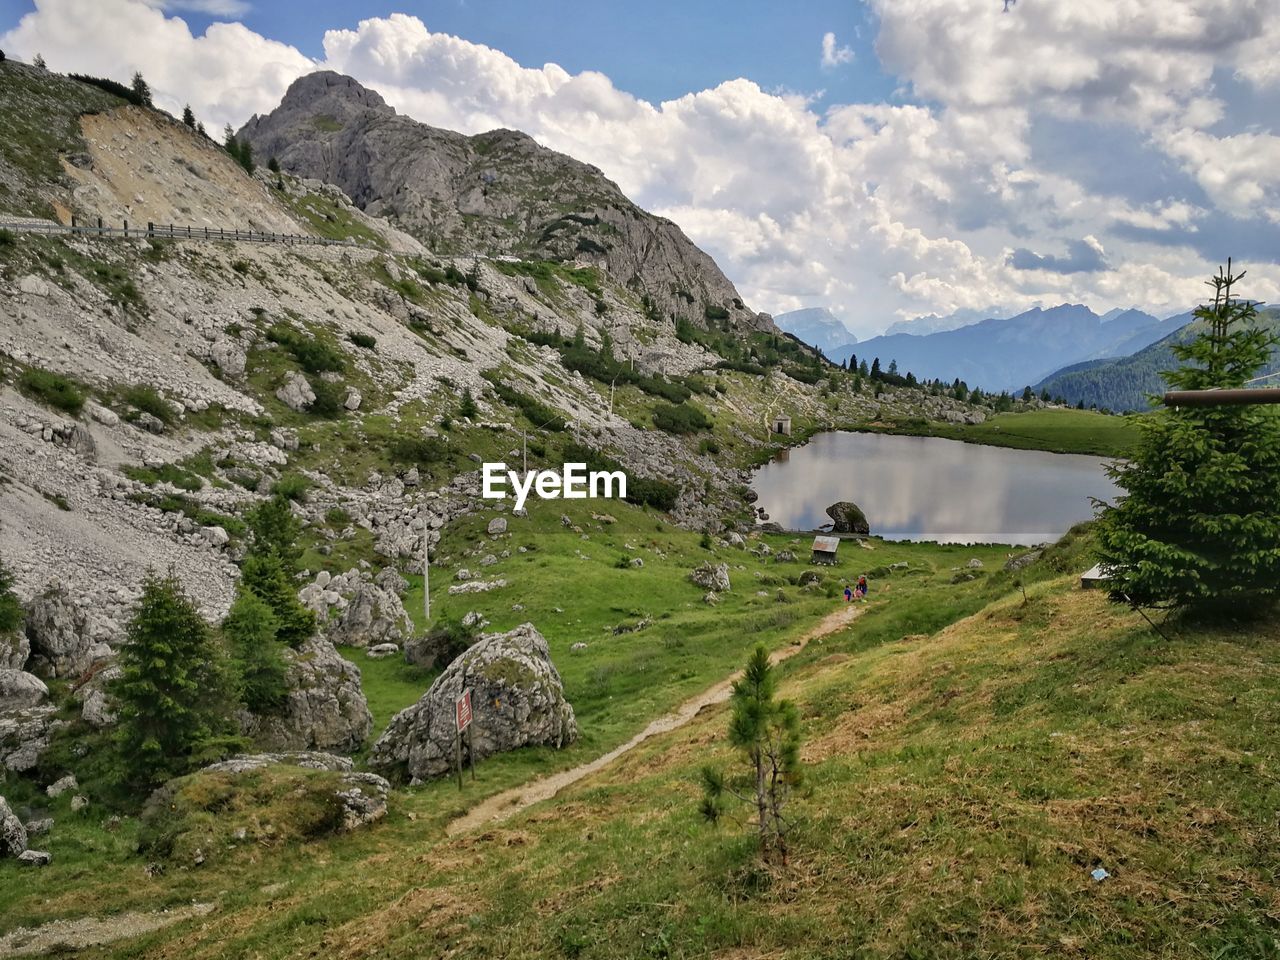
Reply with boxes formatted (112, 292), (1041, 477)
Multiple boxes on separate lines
(455, 688), (474, 789)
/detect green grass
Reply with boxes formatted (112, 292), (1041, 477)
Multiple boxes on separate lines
(15, 519), (1278, 959)
(336, 646), (438, 745)
(17, 366), (85, 415)
(862, 407), (1138, 457)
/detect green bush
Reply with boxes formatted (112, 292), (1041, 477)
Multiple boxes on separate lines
(308, 378), (345, 418)
(652, 402), (711, 434)
(123, 384), (175, 424)
(347, 332), (376, 350)
(18, 367), (85, 415)
(0, 228), (15, 247)
(271, 473), (311, 502)
(0, 555), (23, 635)
(122, 463), (203, 492)
(389, 435), (448, 466)
(268, 323), (345, 374)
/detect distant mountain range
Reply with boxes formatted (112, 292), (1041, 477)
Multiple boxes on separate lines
(772, 307), (857, 357)
(1035, 307), (1280, 411)
(885, 306), (1007, 337)
(830, 304), (1192, 392)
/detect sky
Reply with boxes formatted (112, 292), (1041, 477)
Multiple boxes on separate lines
(2, 0), (1279, 337)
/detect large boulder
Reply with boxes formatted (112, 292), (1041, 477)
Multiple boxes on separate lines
(0, 701), (58, 778)
(0, 796), (27, 858)
(826, 501), (870, 535)
(202, 752), (389, 830)
(24, 586), (94, 679)
(370, 623), (577, 783)
(276, 372), (316, 412)
(0, 670), (49, 709)
(689, 562), (731, 593)
(300, 569), (413, 649)
(73, 663), (122, 729)
(239, 636), (372, 753)
(0, 628), (29, 671)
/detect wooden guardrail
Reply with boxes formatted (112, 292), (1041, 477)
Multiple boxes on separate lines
(0, 217), (362, 248)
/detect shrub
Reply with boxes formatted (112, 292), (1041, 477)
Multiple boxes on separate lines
(347, 332), (376, 350)
(308, 378), (345, 418)
(18, 367), (84, 415)
(231, 260), (250, 275)
(704, 303), (730, 321)
(652, 402), (711, 434)
(0, 228), (15, 247)
(389, 435), (448, 466)
(122, 463), (203, 492)
(0, 554), (22, 636)
(123, 384), (175, 424)
(458, 387), (478, 419)
(325, 507), (351, 525)
(271, 473), (311, 503)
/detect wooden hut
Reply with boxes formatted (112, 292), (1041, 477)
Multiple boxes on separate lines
(811, 535), (839, 565)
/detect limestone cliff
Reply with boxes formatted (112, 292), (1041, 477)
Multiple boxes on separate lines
(238, 72), (770, 333)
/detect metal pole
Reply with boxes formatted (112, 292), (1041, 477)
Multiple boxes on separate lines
(422, 532), (430, 622)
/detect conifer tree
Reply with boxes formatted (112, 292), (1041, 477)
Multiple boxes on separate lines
(112, 571), (230, 786)
(223, 590), (288, 713)
(701, 645), (803, 864)
(458, 386), (478, 419)
(1095, 261), (1280, 618)
(240, 554), (315, 647)
(246, 495), (303, 567)
(182, 103), (195, 128)
(130, 71), (152, 106)
(32, 53), (46, 69)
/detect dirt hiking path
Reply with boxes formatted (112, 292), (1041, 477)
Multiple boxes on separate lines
(0, 903), (214, 958)
(446, 602), (866, 836)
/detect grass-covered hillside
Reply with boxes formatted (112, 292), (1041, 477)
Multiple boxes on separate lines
(13, 514), (1275, 960)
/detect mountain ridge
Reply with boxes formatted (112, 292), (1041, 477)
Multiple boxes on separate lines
(238, 71), (770, 335)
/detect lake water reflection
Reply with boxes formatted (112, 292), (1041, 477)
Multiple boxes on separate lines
(749, 432), (1121, 545)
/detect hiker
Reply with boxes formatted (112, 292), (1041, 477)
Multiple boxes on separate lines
(857, 574), (868, 600)
(844, 584), (853, 602)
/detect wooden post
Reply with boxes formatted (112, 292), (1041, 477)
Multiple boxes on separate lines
(455, 731), (463, 790)
(422, 532), (430, 623)
(96, 217), (103, 236)
(123, 219), (128, 237)
(468, 724), (476, 781)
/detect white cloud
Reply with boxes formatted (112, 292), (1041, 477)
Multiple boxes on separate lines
(820, 31), (854, 69)
(3, 0), (1279, 333)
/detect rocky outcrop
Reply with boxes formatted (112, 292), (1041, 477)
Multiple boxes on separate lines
(370, 623), (576, 783)
(0, 669), (49, 709)
(299, 568), (413, 649)
(1, 628), (30, 671)
(24, 585), (94, 679)
(239, 636), (373, 753)
(689, 562), (731, 593)
(73, 663), (122, 729)
(239, 72), (772, 333)
(0, 796), (27, 858)
(276, 372), (316, 412)
(826, 502), (870, 535)
(0, 670), (58, 773)
(199, 752), (389, 829)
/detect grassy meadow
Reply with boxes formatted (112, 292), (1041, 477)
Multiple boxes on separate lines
(860, 407), (1139, 458)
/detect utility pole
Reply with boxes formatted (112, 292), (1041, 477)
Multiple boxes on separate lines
(422, 530), (430, 622)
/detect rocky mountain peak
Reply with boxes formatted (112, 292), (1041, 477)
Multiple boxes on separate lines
(276, 70), (394, 116)
(239, 71), (771, 333)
